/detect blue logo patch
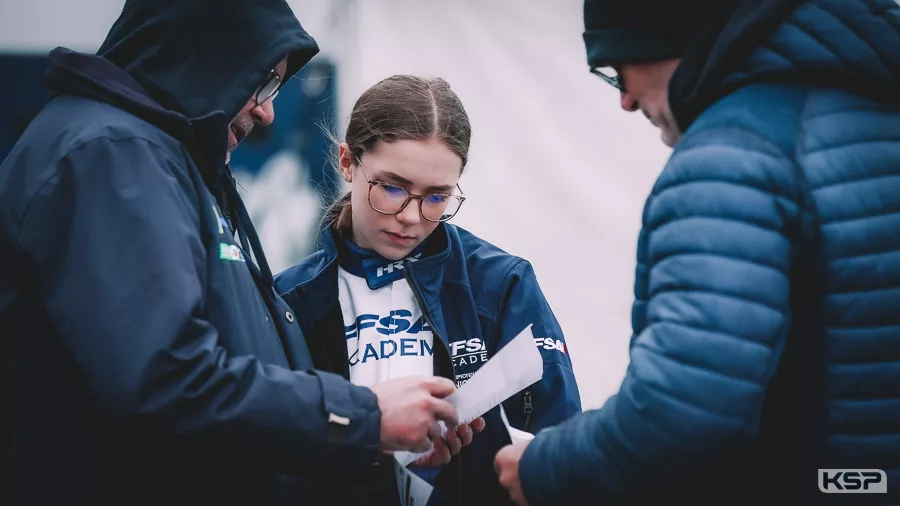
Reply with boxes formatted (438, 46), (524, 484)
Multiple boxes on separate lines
(345, 310), (434, 366)
(340, 238), (424, 289)
(344, 310), (432, 338)
(361, 253), (422, 289)
(349, 337), (434, 366)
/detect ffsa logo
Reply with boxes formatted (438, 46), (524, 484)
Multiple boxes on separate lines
(818, 469), (886, 494)
(450, 338), (489, 368)
(534, 337), (566, 354)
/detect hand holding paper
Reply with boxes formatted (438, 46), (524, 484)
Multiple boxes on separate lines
(393, 324), (545, 506)
(394, 324), (544, 466)
(411, 417), (486, 468)
(371, 376), (459, 454)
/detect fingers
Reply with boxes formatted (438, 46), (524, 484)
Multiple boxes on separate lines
(410, 438), (432, 454)
(409, 421), (441, 454)
(423, 376), (457, 398)
(470, 416), (486, 433)
(429, 398), (459, 429)
(493, 445), (509, 475)
(457, 423), (473, 447)
(412, 454), (431, 468)
(427, 420), (444, 447)
(446, 426), (463, 455)
(429, 433), (452, 465)
(498, 468), (516, 489)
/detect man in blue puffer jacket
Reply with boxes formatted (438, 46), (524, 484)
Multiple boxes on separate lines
(495, 0), (900, 504)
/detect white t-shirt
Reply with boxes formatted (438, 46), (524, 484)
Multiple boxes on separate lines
(338, 266), (435, 387)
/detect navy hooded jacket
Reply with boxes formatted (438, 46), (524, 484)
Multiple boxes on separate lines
(274, 224), (583, 505)
(520, 0), (900, 504)
(0, 1), (383, 504)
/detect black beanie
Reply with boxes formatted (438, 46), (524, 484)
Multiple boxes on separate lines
(583, 0), (737, 68)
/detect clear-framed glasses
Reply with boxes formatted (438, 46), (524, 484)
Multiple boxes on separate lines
(590, 66), (623, 91)
(253, 69), (282, 106)
(356, 160), (466, 223)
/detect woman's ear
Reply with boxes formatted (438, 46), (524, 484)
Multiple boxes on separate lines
(338, 143), (354, 183)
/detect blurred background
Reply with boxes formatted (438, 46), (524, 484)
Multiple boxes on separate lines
(0, 0), (672, 410)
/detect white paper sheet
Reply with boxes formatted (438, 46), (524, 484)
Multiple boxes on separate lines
(394, 457), (435, 506)
(394, 324), (544, 466)
(500, 403), (536, 445)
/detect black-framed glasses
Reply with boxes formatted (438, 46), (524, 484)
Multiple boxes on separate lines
(590, 66), (623, 91)
(253, 69), (282, 106)
(356, 160), (466, 223)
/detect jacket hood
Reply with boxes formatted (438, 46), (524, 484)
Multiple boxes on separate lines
(43, 0), (319, 185)
(669, 0), (900, 132)
(44, 48), (193, 142)
(42, 0), (319, 294)
(95, 0), (319, 120)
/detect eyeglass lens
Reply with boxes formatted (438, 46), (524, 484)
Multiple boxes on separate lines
(369, 183), (463, 222)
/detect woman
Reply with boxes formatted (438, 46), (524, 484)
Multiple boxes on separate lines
(275, 75), (582, 506)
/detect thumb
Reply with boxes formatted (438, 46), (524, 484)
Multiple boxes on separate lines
(424, 376), (457, 398)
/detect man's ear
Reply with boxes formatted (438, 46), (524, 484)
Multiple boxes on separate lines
(338, 143), (353, 183)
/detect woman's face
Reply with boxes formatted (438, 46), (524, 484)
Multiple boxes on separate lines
(339, 138), (463, 260)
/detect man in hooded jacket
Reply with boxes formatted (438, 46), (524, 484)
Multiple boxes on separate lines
(0, 1), (462, 504)
(495, 0), (900, 504)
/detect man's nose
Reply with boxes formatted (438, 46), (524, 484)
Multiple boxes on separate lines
(396, 198), (422, 225)
(620, 91), (639, 112)
(252, 100), (276, 126)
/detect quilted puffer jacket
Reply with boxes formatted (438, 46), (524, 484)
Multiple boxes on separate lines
(519, 0), (900, 504)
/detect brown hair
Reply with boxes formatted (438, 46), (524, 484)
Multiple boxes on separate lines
(323, 75), (472, 235)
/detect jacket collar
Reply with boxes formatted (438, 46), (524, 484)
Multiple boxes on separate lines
(339, 239), (425, 290)
(44, 48), (230, 194)
(301, 225), (452, 320)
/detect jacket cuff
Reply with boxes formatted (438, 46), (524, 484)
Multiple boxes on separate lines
(316, 370), (382, 473)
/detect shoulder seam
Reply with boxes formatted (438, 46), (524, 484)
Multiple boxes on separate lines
(18, 136), (188, 248)
(490, 258), (529, 322)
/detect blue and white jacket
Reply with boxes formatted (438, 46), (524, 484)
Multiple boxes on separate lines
(275, 223), (582, 506)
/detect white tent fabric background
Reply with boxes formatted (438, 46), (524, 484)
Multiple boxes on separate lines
(304, 0), (674, 409)
(0, 0), (673, 409)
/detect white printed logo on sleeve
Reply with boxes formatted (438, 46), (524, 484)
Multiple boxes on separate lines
(447, 333), (566, 387)
(338, 267), (435, 387)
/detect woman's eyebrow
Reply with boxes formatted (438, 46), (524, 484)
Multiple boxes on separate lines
(380, 171), (455, 192)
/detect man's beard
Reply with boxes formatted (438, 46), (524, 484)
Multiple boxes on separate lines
(225, 115), (255, 164)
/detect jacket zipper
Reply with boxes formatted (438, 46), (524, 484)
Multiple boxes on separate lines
(403, 265), (463, 506)
(523, 388), (535, 432)
(403, 266), (456, 382)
